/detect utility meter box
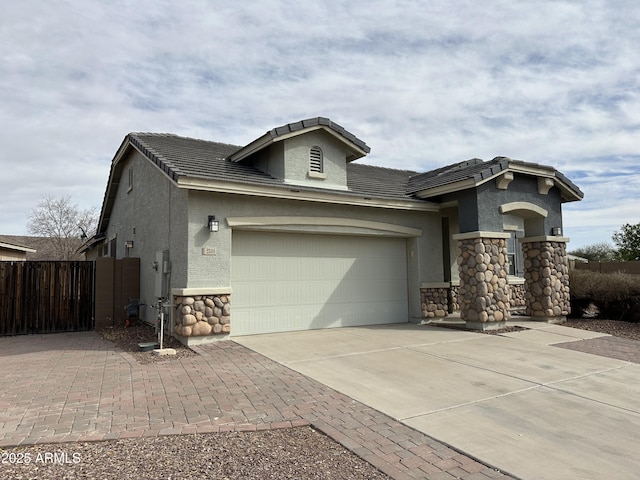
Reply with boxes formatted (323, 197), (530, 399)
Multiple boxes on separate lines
(154, 250), (170, 298)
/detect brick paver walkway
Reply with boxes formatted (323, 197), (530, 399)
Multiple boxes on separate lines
(0, 332), (511, 480)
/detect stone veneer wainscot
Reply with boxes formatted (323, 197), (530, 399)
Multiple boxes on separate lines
(173, 291), (231, 337)
(420, 284), (449, 318)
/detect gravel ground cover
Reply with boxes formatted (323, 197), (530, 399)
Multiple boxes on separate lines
(2, 319), (637, 480)
(0, 427), (391, 480)
(563, 318), (640, 341)
(98, 323), (197, 364)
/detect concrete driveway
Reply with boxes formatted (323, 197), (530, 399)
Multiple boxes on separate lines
(235, 321), (640, 480)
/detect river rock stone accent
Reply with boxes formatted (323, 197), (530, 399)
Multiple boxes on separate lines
(509, 284), (526, 309)
(174, 294), (231, 337)
(449, 284), (460, 312)
(522, 240), (570, 320)
(421, 287), (449, 318)
(457, 236), (511, 327)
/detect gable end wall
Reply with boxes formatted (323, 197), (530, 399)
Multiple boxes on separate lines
(284, 130), (348, 188)
(102, 150), (189, 319)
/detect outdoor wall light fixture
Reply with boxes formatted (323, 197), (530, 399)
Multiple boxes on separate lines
(208, 215), (219, 233)
(552, 227), (563, 236)
(125, 240), (134, 249)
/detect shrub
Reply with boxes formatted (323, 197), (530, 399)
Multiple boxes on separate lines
(569, 269), (640, 321)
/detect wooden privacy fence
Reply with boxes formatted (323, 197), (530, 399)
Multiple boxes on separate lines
(0, 261), (94, 335)
(574, 260), (640, 275)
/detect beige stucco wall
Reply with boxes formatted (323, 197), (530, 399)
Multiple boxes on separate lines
(283, 130), (349, 189)
(101, 146), (446, 324)
(186, 190), (443, 322)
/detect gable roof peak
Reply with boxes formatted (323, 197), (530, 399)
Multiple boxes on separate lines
(229, 117), (370, 163)
(406, 155), (583, 202)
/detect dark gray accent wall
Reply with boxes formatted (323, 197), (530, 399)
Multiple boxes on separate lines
(445, 189), (480, 233)
(475, 175), (563, 235)
(442, 174), (564, 236)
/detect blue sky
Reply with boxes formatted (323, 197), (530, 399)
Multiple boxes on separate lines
(1, 0), (639, 249)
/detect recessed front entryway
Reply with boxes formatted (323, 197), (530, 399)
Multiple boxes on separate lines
(231, 231), (409, 335)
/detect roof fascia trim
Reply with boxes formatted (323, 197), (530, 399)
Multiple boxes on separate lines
(501, 163), (583, 202)
(227, 133), (274, 163)
(178, 177), (439, 212)
(551, 178), (584, 202)
(97, 136), (135, 233)
(0, 242), (37, 253)
(414, 178), (476, 198)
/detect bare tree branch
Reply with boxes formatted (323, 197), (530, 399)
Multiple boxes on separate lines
(27, 194), (99, 260)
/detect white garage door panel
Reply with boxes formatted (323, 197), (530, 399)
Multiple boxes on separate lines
(232, 231), (408, 335)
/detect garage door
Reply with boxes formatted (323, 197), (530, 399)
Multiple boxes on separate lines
(231, 231), (408, 335)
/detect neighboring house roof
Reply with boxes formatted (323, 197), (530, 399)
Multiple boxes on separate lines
(0, 235), (84, 260)
(228, 117), (370, 163)
(0, 236), (37, 254)
(407, 156), (584, 202)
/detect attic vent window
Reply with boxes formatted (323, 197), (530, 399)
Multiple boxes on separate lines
(309, 146), (323, 173)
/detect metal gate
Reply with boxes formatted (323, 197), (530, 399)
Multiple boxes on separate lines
(0, 261), (95, 335)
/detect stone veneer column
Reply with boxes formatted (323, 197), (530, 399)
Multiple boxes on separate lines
(521, 237), (570, 323)
(453, 232), (511, 330)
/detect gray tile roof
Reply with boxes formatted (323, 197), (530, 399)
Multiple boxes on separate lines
(124, 135), (582, 204)
(129, 133), (281, 186)
(407, 157), (510, 193)
(267, 117), (371, 154)
(0, 235), (34, 250)
(407, 156), (583, 200)
(347, 163), (419, 199)
(128, 133), (415, 201)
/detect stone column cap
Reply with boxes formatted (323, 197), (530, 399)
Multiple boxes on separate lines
(452, 231), (512, 241)
(520, 235), (570, 243)
(172, 287), (233, 296)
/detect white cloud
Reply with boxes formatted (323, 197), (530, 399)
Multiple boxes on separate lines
(1, 0), (639, 249)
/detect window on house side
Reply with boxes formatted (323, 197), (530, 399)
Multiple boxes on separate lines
(309, 146), (323, 173)
(506, 232), (517, 276)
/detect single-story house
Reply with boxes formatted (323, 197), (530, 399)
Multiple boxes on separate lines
(0, 236), (37, 261)
(85, 117), (583, 344)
